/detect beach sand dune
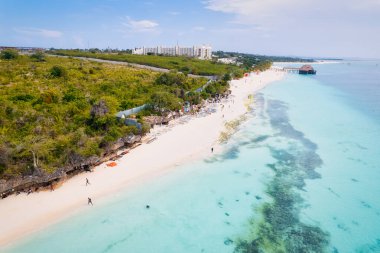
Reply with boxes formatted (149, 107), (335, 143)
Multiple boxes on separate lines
(0, 70), (285, 247)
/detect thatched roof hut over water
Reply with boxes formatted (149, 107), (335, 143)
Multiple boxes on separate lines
(299, 65), (316, 75)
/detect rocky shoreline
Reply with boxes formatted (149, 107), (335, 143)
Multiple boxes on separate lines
(0, 134), (143, 199)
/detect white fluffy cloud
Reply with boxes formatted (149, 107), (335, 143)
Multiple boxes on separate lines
(204, 0), (380, 24)
(192, 26), (205, 31)
(14, 28), (63, 38)
(205, 0), (307, 21)
(122, 17), (159, 32)
(203, 0), (380, 57)
(204, 0), (300, 15)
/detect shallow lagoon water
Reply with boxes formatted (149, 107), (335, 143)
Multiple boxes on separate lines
(5, 61), (380, 253)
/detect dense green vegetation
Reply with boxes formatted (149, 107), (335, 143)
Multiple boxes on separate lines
(0, 55), (208, 178)
(251, 61), (273, 72)
(50, 49), (242, 76)
(0, 49), (19, 60)
(0, 47), (275, 180)
(30, 51), (46, 62)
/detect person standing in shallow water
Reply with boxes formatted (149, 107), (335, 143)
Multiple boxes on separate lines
(88, 197), (93, 206)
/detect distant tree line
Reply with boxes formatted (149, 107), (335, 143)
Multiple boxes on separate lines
(213, 51), (316, 65)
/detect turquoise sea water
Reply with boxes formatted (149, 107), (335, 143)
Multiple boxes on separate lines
(4, 61), (380, 253)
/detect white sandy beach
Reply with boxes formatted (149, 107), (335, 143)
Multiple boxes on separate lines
(0, 70), (285, 247)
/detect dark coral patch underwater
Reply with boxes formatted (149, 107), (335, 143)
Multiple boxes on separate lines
(234, 98), (330, 253)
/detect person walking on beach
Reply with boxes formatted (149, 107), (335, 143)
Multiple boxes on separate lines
(88, 197), (93, 206)
(211, 147), (214, 153)
(86, 178), (90, 186)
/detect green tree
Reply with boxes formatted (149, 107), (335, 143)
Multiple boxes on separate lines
(222, 73), (231, 82)
(155, 71), (186, 87)
(185, 92), (201, 105)
(150, 91), (182, 112)
(0, 49), (19, 60)
(49, 65), (67, 78)
(30, 51), (46, 62)
(253, 60), (272, 71)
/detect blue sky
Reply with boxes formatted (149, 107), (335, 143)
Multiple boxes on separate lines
(1, 0), (380, 58)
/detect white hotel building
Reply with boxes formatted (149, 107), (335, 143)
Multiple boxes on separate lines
(132, 45), (212, 60)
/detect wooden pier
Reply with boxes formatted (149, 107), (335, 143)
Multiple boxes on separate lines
(283, 67), (300, 73)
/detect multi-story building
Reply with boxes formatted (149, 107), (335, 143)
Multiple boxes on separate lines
(132, 45), (212, 60)
(194, 45), (212, 60)
(144, 47), (160, 55)
(161, 46), (176, 56)
(177, 46), (194, 57)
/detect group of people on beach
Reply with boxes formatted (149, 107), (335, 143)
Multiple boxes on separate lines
(86, 178), (93, 205)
